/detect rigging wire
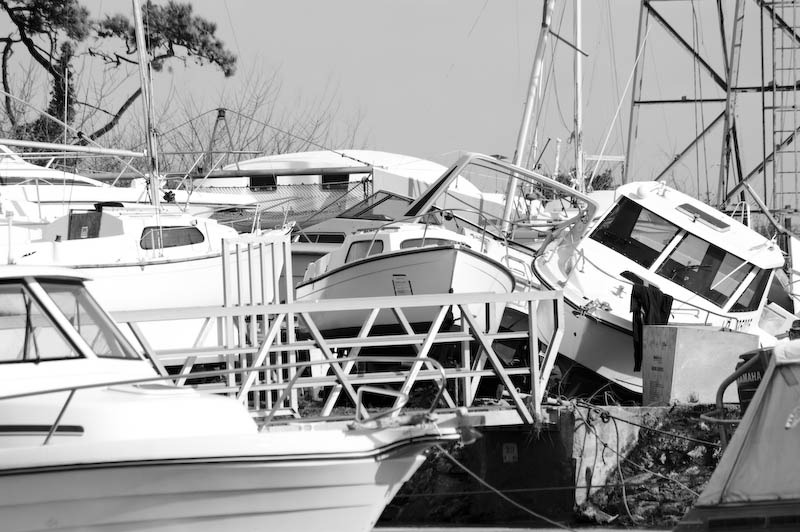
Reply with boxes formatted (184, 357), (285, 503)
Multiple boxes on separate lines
(691, 1), (702, 197)
(525, 3), (569, 171)
(589, 25), (652, 188)
(222, 1), (242, 59)
(0, 87), (147, 178)
(222, 108), (375, 167)
(605, 0), (625, 157)
(466, 0), (490, 38)
(436, 444), (578, 531)
(690, 0), (711, 202)
(531, 1), (569, 173)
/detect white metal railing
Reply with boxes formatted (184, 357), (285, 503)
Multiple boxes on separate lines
(113, 290), (564, 424)
(0, 355), (448, 446)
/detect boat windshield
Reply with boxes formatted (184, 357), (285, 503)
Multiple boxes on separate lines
(336, 191), (413, 221)
(655, 234), (754, 307)
(0, 280), (82, 363)
(590, 197), (680, 267)
(40, 280), (140, 360)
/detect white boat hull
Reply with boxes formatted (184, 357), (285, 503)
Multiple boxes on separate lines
(296, 245), (515, 335)
(534, 298), (642, 393)
(0, 428), (451, 532)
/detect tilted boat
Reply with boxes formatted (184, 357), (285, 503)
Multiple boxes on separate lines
(393, 152), (789, 397)
(0, 266), (462, 532)
(532, 180), (787, 394)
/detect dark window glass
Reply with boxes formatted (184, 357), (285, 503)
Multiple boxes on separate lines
(656, 233), (752, 307)
(321, 174), (350, 190)
(399, 238), (459, 249)
(589, 197), (680, 267)
(140, 226), (205, 250)
(250, 175), (276, 190)
(337, 191), (413, 221)
(730, 268), (771, 313)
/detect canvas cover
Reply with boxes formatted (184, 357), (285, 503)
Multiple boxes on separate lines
(695, 340), (800, 507)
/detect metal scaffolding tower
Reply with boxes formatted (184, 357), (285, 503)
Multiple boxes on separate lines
(625, 0), (800, 221)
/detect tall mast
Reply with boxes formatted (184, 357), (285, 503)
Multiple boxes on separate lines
(132, 0), (160, 210)
(574, 0), (584, 192)
(503, 0), (555, 234)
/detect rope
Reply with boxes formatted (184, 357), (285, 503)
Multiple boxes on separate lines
(576, 400), (721, 448)
(435, 444), (578, 531)
(572, 402), (702, 500)
(572, 404), (636, 523)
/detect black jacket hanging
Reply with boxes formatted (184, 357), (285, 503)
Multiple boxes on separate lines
(630, 283), (674, 372)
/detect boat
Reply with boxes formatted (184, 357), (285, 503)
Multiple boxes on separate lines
(532, 180), (787, 395)
(0, 266), (463, 532)
(296, 221), (516, 336)
(674, 340), (800, 530)
(2, 203), (291, 350)
(387, 150), (788, 398)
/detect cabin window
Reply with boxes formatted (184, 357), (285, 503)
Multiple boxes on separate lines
(590, 197), (680, 267)
(345, 240), (384, 263)
(140, 226), (205, 250)
(656, 233), (753, 307)
(400, 238), (459, 249)
(249, 175), (276, 191)
(321, 174), (350, 190)
(730, 268), (771, 313)
(294, 233), (346, 244)
(0, 281), (81, 363)
(41, 281), (140, 360)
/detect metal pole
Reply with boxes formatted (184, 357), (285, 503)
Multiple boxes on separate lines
(503, 0), (555, 234)
(623, 2), (649, 184)
(132, 0), (161, 211)
(574, 0), (584, 192)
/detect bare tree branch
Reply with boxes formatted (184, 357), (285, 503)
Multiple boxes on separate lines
(87, 87), (140, 141)
(2, 38), (15, 125)
(0, 1), (60, 79)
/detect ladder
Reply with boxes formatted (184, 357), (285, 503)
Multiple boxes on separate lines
(766, 0), (800, 212)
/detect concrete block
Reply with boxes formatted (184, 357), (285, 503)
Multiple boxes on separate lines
(573, 406), (667, 506)
(642, 325), (759, 405)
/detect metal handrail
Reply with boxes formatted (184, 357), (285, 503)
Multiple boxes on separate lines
(113, 289), (564, 426)
(2, 354), (449, 446)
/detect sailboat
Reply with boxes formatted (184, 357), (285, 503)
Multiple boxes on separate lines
(0, 0), (292, 351)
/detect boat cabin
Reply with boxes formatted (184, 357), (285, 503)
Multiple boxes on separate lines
(14, 205), (238, 266)
(0, 266), (256, 447)
(302, 223), (474, 282)
(575, 182), (784, 324)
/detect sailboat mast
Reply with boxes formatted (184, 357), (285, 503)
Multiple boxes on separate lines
(574, 0), (584, 193)
(503, 0), (555, 234)
(132, 0), (160, 210)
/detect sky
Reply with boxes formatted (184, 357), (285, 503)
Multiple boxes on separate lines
(69, 1), (642, 171)
(1, 1), (788, 204)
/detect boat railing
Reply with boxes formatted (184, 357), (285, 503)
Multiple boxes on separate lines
(573, 248), (741, 329)
(112, 289), (565, 426)
(0, 354), (450, 446)
(353, 207), (502, 254)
